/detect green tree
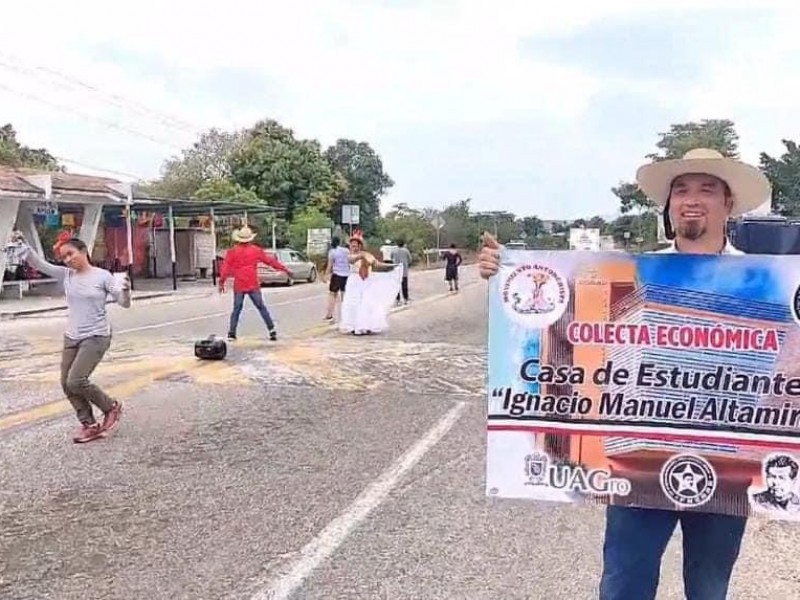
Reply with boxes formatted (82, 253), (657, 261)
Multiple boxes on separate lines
(384, 202), (417, 219)
(192, 178), (261, 204)
(520, 216), (545, 238)
(760, 139), (800, 216)
(441, 199), (480, 249)
(287, 207), (334, 255)
(147, 128), (245, 198)
(606, 213), (659, 250)
(324, 139), (394, 236)
(647, 120), (739, 161)
(230, 119), (341, 223)
(530, 234), (568, 250)
(376, 204), (436, 258)
(586, 216), (607, 231)
(613, 119), (740, 214)
(472, 211), (518, 243)
(307, 171), (349, 215)
(495, 220), (521, 244)
(611, 181), (651, 214)
(0, 124), (60, 170)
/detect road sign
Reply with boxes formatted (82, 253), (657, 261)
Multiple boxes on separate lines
(307, 228), (332, 256)
(342, 205), (360, 225)
(431, 214), (446, 230)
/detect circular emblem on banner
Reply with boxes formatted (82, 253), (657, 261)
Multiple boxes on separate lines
(660, 454), (717, 508)
(501, 263), (569, 328)
(792, 283), (800, 325)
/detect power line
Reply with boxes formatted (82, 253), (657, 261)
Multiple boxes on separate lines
(54, 156), (148, 181)
(34, 63), (198, 132)
(0, 51), (199, 134)
(0, 82), (184, 152)
(0, 54), (214, 185)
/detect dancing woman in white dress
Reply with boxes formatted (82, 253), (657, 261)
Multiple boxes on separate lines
(338, 230), (402, 336)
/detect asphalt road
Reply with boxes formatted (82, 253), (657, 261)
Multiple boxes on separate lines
(1, 265), (799, 600)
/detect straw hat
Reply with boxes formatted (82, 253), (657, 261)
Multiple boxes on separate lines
(636, 148), (771, 217)
(232, 226), (257, 243)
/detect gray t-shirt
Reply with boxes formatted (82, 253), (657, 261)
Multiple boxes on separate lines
(21, 245), (131, 340)
(391, 247), (412, 277)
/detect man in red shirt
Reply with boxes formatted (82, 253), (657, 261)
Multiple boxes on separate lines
(219, 226), (292, 341)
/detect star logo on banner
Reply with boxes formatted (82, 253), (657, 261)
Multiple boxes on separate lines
(672, 464), (705, 496)
(660, 454), (717, 508)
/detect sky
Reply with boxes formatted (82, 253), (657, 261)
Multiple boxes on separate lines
(1, 0), (799, 220)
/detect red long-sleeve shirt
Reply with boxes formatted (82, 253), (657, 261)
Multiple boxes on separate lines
(220, 243), (290, 293)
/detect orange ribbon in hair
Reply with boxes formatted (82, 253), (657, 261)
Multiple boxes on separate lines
(52, 230), (73, 257)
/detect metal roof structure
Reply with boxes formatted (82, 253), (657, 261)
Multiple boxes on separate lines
(106, 197), (280, 217)
(0, 167), (280, 215)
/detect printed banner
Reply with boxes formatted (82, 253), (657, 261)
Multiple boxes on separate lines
(486, 249), (800, 520)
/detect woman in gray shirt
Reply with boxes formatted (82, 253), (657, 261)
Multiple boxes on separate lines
(15, 233), (131, 443)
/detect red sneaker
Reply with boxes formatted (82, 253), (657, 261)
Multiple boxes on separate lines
(101, 402), (122, 434)
(73, 423), (104, 444)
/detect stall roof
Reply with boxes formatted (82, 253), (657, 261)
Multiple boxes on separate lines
(0, 171), (43, 195)
(0, 167), (280, 215)
(106, 197), (281, 217)
(0, 166), (126, 201)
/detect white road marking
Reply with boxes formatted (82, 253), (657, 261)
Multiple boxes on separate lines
(119, 267), (477, 335)
(6, 266), (477, 335)
(251, 400), (468, 600)
(116, 294), (327, 334)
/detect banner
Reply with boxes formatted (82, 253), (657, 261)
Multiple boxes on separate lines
(486, 249), (800, 520)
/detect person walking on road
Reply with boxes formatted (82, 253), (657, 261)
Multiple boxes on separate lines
(322, 236), (350, 321)
(13, 233), (130, 444)
(477, 147), (772, 600)
(443, 243), (463, 293)
(219, 226), (292, 342)
(391, 240), (412, 305)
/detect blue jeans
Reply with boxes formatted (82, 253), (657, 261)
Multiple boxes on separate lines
(228, 290), (275, 336)
(600, 506), (746, 600)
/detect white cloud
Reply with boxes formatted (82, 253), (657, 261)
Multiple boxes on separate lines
(684, 7), (800, 164)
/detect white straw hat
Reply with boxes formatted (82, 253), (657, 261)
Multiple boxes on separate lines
(636, 148), (771, 217)
(231, 226), (257, 243)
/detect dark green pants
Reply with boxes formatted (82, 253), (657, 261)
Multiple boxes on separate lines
(61, 336), (115, 424)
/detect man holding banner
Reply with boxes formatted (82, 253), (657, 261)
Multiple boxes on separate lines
(479, 148), (774, 600)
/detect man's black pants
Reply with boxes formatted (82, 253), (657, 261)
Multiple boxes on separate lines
(397, 276), (409, 302)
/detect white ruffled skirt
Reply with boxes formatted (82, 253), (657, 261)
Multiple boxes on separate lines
(339, 266), (403, 335)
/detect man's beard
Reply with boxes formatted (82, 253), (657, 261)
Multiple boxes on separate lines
(676, 221), (706, 241)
